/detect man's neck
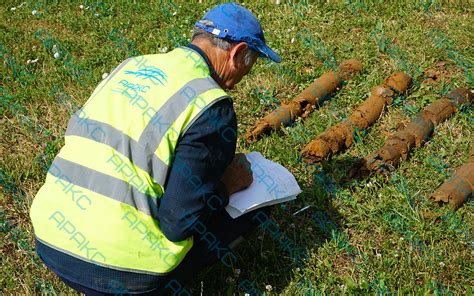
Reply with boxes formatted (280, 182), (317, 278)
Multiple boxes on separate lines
(190, 39), (227, 88)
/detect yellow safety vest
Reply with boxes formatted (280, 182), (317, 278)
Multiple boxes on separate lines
(30, 46), (229, 275)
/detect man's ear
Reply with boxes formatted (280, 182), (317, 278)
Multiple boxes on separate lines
(229, 42), (248, 68)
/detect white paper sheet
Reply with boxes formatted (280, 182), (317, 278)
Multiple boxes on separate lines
(225, 152), (302, 218)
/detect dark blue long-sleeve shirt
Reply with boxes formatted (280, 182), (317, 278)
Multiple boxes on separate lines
(159, 97), (236, 242)
(35, 44), (238, 292)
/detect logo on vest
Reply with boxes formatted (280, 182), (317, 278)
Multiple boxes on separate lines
(124, 66), (168, 86)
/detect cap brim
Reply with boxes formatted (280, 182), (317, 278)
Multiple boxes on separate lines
(256, 43), (281, 63)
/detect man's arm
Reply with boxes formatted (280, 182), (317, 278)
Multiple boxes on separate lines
(158, 99), (237, 242)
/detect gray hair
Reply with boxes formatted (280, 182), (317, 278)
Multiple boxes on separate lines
(192, 20), (258, 66)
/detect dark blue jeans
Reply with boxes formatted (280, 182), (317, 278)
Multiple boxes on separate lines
(49, 207), (272, 295)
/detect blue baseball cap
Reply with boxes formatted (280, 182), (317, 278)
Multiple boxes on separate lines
(195, 2), (281, 63)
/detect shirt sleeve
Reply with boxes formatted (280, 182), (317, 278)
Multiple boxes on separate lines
(158, 98), (237, 242)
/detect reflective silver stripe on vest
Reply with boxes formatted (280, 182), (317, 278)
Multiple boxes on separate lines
(138, 77), (221, 152)
(65, 117), (169, 186)
(51, 157), (160, 219)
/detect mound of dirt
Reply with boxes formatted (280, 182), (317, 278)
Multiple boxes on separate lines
(423, 61), (459, 84)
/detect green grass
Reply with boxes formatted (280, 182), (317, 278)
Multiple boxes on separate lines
(1, 0), (473, 295)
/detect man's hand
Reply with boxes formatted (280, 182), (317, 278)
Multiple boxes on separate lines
(220, 153), (253, 195)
